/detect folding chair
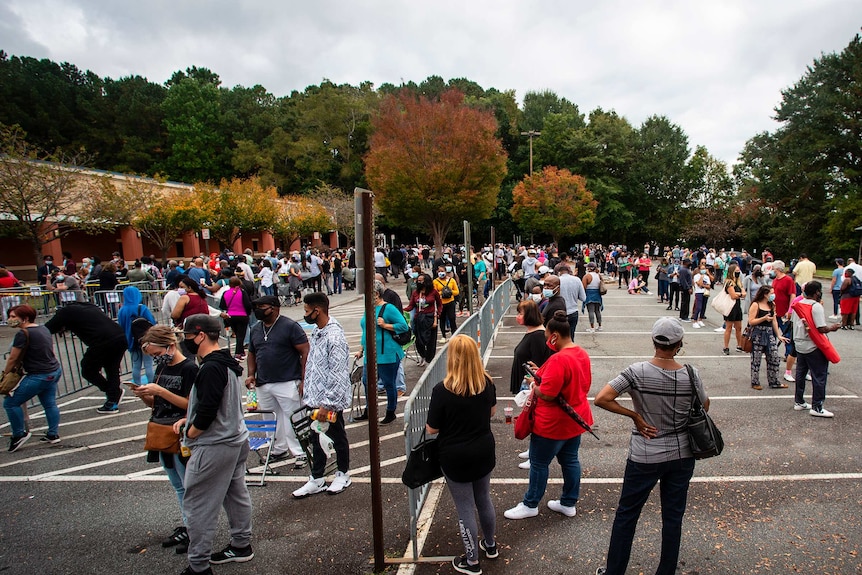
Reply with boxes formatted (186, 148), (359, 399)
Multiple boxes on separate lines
(401, 311), (422, 365)
(290, 407), (338, 477)
(245, 410), (278, 486)
(348, 357), (366, 422)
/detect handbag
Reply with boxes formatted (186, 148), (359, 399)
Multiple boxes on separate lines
(598, 278), (607, 295)
(144, 421), (182, 454)
(514, 389), (536, 440)
(740, 325), (753, 353)
(684, 364), (723, 460)
(401, 429), (442, 489)
(710, 283), (735, 317)
(1, 328), (29, 396)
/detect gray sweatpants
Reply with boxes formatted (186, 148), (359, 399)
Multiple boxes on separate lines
(444, 471), (496, 563)
(184, 441), (253, 572)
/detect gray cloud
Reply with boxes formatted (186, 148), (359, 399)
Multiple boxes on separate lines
(3, 0), (860, 165)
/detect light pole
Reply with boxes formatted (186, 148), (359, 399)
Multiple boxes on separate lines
(520, 130), (541, 175)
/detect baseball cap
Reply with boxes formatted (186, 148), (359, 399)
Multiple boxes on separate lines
(538, 265), (550, 275)
(587, 262), (597, 269)
(652, 317), (684, 345)
(254, 295), (280, 307)
(182, 314), (222, 336)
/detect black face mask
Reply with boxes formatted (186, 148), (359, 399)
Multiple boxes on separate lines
(253, 308), (271, 321)
(303, 309), (317, 325)
(185, 335), (201, 356)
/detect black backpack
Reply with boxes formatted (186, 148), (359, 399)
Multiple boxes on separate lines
(130, 304), (155, 348)
(849, 276), (862, 297)
(378, 304), (412, 347)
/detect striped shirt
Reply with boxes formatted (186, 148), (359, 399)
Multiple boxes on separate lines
(609, 362), (708, 464)
(303, 317), (352, 411)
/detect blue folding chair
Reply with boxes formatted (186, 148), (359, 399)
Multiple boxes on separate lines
(245, 410), (278, 486)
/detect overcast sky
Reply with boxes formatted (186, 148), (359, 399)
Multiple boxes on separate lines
(2, 0), (859, 166)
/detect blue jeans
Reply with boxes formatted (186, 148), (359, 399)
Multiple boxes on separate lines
(333, 272), (342, 294)
(692, 293), (705, 321)
(130, 347), (154, 385)
(3, 368), (62, 437)
(261, 284), (274, 296)
(161, 452), (188, 525)
(604, 457), (695, 575)
(363, 361), (399, 413)
(523, 433), (582, 508)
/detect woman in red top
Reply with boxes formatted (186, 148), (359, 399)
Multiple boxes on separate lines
(504, 309), (593, 520)
(637, 254), (653, 293)
(403, 273), (442, 366)
(170, 276), (210, 328)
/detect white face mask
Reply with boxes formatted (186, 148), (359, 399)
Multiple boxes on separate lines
(530, 293), (542, 303)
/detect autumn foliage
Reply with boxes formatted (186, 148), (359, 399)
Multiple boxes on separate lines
(365, 89), (507, 251)
(511, 166), (597, 245)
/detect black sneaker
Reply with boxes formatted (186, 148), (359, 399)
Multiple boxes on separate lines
(380, 411), (396, 425)
(452, 555), (481, 574)
(175, 544), (188, 555)
(353, 409), (368, 421)
(96, 401), (119, 414)
(268, 451), (291, 462)
(293, 456), (308, 469)
(162, 526), (189, 548)
(210, 543), (254, 564)
(8, 432), (31, 452)
(479, 539), (498, 559)
(180, 566), (212, 575)
(596, 568), (607, 575)
(40, 433), (61, 444)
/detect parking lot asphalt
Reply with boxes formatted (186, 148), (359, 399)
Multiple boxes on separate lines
(1, 280), (860, 575)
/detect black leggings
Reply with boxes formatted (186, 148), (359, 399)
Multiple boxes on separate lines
(229, 315), (249, 356)
(414, 313), (437, 362)
(439, 301), (457, 338)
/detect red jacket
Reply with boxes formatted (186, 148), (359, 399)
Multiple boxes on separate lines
(533, 346), (593, 439)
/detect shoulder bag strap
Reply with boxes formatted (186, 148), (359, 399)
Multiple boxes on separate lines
(684, 364), (702, 410)
(377, 304), (386, 354)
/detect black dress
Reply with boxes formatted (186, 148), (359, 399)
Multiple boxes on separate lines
(724, 283), (743, 322)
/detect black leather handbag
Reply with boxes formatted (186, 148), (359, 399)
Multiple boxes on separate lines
(401, 429), (443, 489)
(685, 364), (724, 459)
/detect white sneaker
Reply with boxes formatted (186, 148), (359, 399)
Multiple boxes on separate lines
(698, 321), (706, 328)
(585, 328), (595, 333)
(326, 471), (351, 494)
(783, 372), (795, 382)
(547, 500), (577, 517)
(810, 406), (834, 418)
(828, 314), (839, 320)
(292, 477), (326, 498)
(518, 460), (530, 469)
(439, 338), (448, 344)
(794, 402), (811, 411)
(692, 322), (701, 329)
(596, 326), (603, 332)
(713, 327), (725, 332)
(518, 450), (530, 459)
(504, 502), (539, 520)
(805, 373), (812, 381)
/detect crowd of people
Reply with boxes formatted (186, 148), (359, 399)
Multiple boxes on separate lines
(2, 239), (859, 575)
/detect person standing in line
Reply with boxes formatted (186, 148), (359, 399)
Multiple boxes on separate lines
(45, 301), (127, 414)
(558, 264), (586, 338)
(504, 310), (593, 521)
(829, 258), (846, 320)
(594, 317), (708, 575)
(245, 295), (309, 467)
(117, 286), (156, 386)
(434, 266), (459, 343)
(218, 277), (252, 361)
(721, 263), (747, 355)
(792, 253), (816, 289)
(174, 315), (253, 575)
(677, 259), (694, 322)
(770, 261), (799, 382)
(792, 281), (842, 418)
(404, 273), (442, 367)
(691, 264), (712, 329)
(748, 286), (790, 390)
(666, 258), (681, 311)
(292, 292), (353, 498)
(3, 305), (62, 451)
(839, 269), (860, 329)
(136, 325), (198, 553)
(582, 262), (604, 333)
(426, 334), (498, 574)
(375, 273), (408, 396)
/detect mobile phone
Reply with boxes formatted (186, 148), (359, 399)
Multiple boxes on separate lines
(522, 363), (538, 379)
(123, 381), (140, 388)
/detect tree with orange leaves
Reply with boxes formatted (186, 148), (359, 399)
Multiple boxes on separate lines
(272, 196), (332, 248)
(365, 89), (507, 252)
(511, 166), (597, 247)
(196, 177), (279, 249)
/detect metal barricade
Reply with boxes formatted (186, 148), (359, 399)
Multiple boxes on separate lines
(401, 278), (511, 560)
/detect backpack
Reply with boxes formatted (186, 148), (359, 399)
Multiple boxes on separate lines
(849, 276), (862, 297)
(130, 304), (155, 348)
(378, 304), (412, 347)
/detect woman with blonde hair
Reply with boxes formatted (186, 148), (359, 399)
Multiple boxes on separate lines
(722, 263), (747, 355)
(426, 334), (498, 573)
(136, 324), (199, 553)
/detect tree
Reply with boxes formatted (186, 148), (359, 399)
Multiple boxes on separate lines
(511, 166), (597, 246)
(310, 182), (356, 246)
(365, 89), (507, 252)
(197, 177), (279, 249)
(272, 195), (332, 248)
(0, 124), (114, 265)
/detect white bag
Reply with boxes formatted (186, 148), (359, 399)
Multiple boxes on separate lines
(710, 283), (735, 317)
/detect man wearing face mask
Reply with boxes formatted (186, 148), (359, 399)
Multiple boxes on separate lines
(245, 295), (310, 467)
(771, 261), (799, 382)
(541, 275), (566, 326)
(37, 255), (59, 287)
(558, 265), (587, 338)
(791, 281), (841, 417)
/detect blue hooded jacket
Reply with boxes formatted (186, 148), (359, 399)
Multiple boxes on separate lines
(117, 286), (156, 351)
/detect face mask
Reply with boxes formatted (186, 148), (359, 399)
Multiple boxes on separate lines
(410, 272), (418, 278)
(154, 352), (174, 368)
(177, 288), (187, 296)
(438, 272), (446, 278)
(445, 266), (453, 272)
(45, 260), (53, 265)
(734, 271), (741, 277)
(516, 314), (525, 326)
(543, 288), (555, 298)
(767, 294), (775, 302)
(303, 310), (317, 324)
(253, 308), (271, 321)
(769, 272), (776, 279)
(416, 281), (424, 289)
(6, 318), (21, 328)
(700, 270), (706, 275)
(547, 336), (558, 352)
(57, 275), (65, 281)
(444, 256), (451, 261)
(530, 293), (543, 303)
(184, 336), (201, 356)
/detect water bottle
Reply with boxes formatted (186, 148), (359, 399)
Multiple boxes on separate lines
(179, 424), (191, 458)
(247, 388), (258, 411)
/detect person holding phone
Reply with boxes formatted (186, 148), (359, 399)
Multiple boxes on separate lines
(748, 285), (790, 390)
